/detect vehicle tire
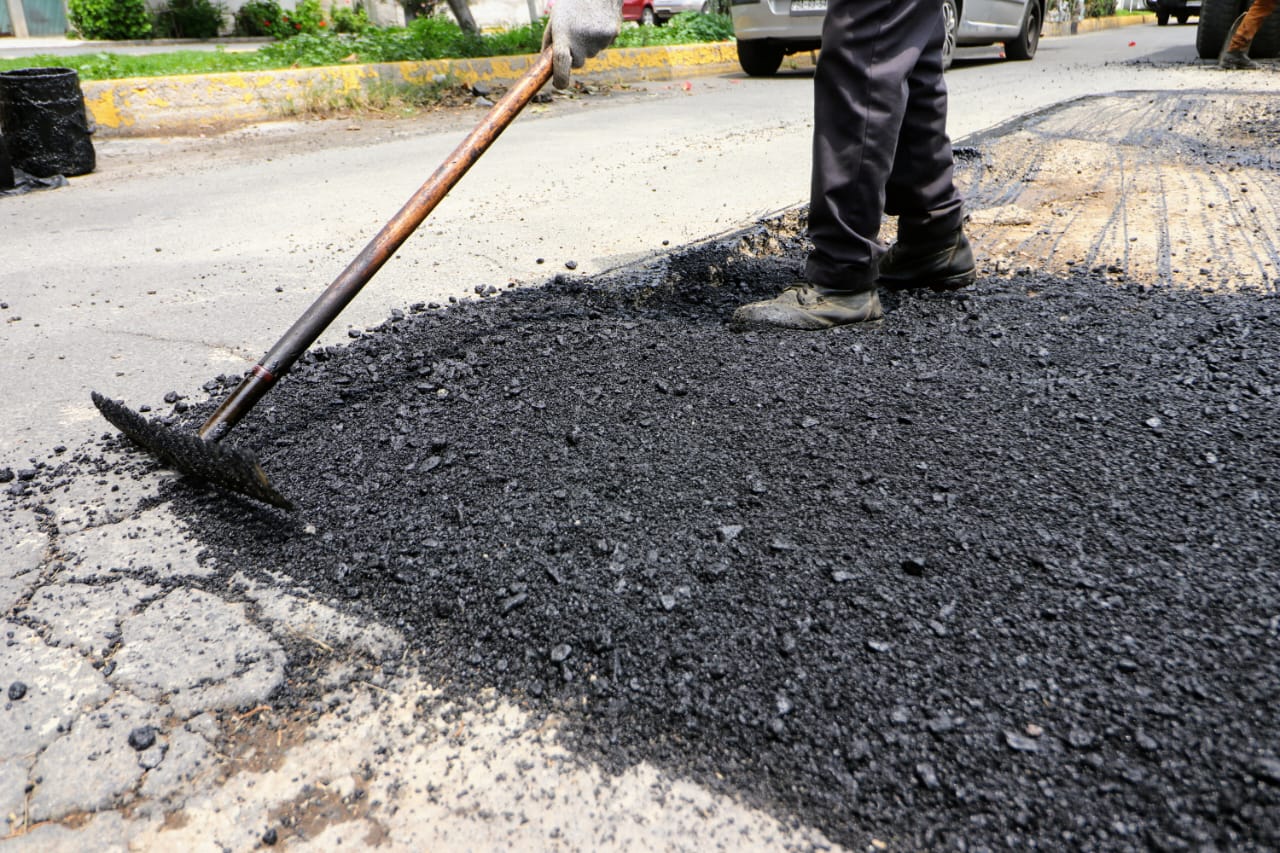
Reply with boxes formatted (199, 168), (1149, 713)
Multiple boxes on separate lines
(1004, 0), (1041, 60)
(640, 6), (655, 25)
(1177, 13), (1190, 23)
(1251, 5), (1280, 56)
(941, 0), (959, 70)
(737, 39), (785, 76)
(1157, 10), (1169, 24)
(1196, 0), (1245, 57)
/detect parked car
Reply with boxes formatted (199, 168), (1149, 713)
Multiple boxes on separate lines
(1196, 0), (1280, 56)
(624, 0), (707, 25)
(730, 0), (1044, 77)
(1145, 0), (1200, 26)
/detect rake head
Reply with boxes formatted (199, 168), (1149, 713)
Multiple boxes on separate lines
(91, 391), (293, 509)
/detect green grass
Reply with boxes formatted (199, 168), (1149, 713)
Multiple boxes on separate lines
(0, 13), (735, 82)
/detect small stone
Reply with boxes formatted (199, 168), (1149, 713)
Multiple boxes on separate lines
(1067, 728), (1097, 750)
(866, 640), (892, 654)
(717, 524), (743, 543)
(1025, 723), (1044, 738)
(1135, 731), (1159, 752)
(8, 681), (27, 701)
(926, 714), (955, 735)
(1117, 658), (1140, 673)
(915, 762), (940, 790)
(1144, 416), (1163, 430)
(1254, 757), (1280, 786)
(474, 96), (495, 108)
(831, 570), (856, 583)
(660, 593), (677, 611)
(564, 260), (578, 270)
(549, 644), (572, 663)
(263, 827), (279, 846)
(901, 556), (926, 577)
(128, 726), (157, 751)
(1004, 730), (1040, 753)
(0, 468), (12, 483)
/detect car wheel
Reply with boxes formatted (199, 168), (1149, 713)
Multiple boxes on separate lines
(640, 6), (655, 25)
(1196, 0), (1246, 58)
(1177, 13), (1190, 23)
(737, 40), (785, 76)
(941, 0), (959, 70)
(1004, 0), (1041, 61)
(1157, 10), (1169, 24)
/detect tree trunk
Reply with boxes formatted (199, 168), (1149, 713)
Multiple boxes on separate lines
(446, 0), (480, 34)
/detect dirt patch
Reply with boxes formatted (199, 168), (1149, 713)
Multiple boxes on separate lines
(959, 90), (1280, 294)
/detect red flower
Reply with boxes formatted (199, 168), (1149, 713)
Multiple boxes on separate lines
(263, 19), (270, 25)
(294, 22), (301, 28)
(319, 19), (327, 26)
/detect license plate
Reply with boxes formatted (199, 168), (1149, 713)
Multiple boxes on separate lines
(791, 0), (825, 10)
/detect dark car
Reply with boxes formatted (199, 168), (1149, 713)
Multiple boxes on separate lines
(1145, 0), (1201, 26)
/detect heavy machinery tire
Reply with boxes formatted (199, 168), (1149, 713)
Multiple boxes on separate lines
(1251, 4), (1280, 56)
(736, 40), (785, 76)
(1197, 0), (1245, 57)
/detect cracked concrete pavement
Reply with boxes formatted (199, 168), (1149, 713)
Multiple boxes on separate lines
(4, 22), (1280, 852)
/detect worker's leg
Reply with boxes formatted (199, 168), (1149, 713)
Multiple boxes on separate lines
(882, 9), (964, 245)
(804, 0), (946, 290)
(1229, 0), (1278, 52)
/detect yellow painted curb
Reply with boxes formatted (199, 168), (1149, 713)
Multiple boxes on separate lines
(81, 42), (743, 136)
(1043, 13), (1156, 38)
(77, 14), (1155, 137)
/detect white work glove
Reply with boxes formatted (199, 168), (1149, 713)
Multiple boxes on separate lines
(543, 0), (623, 89)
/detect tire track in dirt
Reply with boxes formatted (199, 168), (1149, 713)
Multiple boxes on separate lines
(959, 90), (1280, 294)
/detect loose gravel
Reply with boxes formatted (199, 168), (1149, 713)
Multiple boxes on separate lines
(13, 95), (1280, 850)
(146, 209), (1280, 850)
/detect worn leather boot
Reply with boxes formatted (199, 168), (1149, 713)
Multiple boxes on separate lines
(1220, 50), (1259, 70)
(877, 227), (976, 291)
(731, 282), (882, 331)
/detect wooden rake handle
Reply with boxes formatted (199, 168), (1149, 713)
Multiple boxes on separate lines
(199, 47), (555, 442)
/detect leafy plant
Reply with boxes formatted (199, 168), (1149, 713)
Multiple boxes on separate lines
(154, 0), (228, 39)
(1084, 0), (1116, 16)
(330, 6), (375, 34)
(235, 0), (291, 37)
(67, 0), (153, 40)
(288, 0), (331, 35)
(614, 12), (733, 46)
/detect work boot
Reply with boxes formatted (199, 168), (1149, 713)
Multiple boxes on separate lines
(1220, 50), (1259, 70)
(730, 282), (882, 331)
(877, 227), (976, 291)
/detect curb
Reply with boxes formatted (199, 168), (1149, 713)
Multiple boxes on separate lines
(1042, 13), (1155, 37)
(75, 14), (1154, 137)
(81, 42), (745, 136)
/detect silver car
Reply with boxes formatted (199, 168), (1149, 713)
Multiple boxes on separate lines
(730, 0), (1044, 76)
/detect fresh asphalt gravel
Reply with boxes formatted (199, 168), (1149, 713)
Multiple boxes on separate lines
(140, 217), (1280, 849)
(14, 119), (1280, 849)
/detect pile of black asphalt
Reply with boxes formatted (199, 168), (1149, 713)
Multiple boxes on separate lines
(18, 102), (1280, 847)
(143, 204), (1280, 850)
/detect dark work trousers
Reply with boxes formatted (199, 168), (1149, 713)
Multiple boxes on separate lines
(805, 0), (965, 291)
